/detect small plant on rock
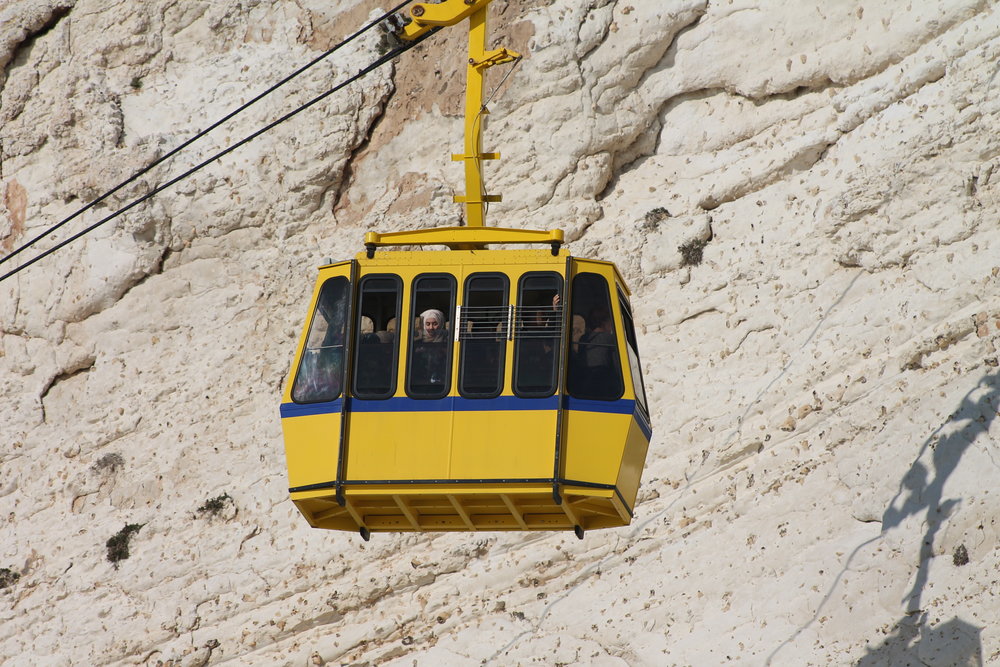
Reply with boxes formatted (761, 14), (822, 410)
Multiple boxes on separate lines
(679, 238), (709, 267)
(106, 523), (143, 568)
(197, 493), (233, 518)
(0, 568), (20, 590)
(953, 544), (970, 566)
(644, 207), (671, 225)
(92, 452), (124, 474)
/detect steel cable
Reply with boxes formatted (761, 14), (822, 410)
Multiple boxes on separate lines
(0, 22), (436, 286)
(0, 0), (415, 272)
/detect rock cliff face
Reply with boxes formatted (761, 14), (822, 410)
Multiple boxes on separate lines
(2, 1), (999, 664)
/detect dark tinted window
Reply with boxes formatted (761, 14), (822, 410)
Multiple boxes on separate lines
(459, 274), (508, 398)
(407, 274), (456, 399)
(353, 275), (401, 399)
(618, 291), (648, 417)
(567, 273), (624, 401)
(513, 273), (563, 397)
(292, 277), (349, 403)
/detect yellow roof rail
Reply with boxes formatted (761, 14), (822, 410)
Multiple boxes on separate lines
(363, 227), (564, 255)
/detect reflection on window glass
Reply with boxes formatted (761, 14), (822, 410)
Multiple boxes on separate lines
(407, 275), (456, 398)
(459, 274), (508, 398)
(568, 273), (624, 401)
(513, 273), (562, 397)
(292, 277), (349, 403)
(618, 292), (648, 416)
(353, 275), (401, 399)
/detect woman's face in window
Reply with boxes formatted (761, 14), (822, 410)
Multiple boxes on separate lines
(424, 315), (441, 331)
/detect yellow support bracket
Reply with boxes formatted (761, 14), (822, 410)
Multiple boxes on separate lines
(471, 47), (521, 70)
(454, 194), (501, 203)
(363, 227), (563, 252)
(452, 152), (499, 161)
(399, 0), (494, 39)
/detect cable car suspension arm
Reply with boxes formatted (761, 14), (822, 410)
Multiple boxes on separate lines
(392, 0), (520, 228)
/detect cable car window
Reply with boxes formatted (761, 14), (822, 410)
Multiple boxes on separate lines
(459, 274), (509, 398)
(407, 274), (456, 399)
(292, 276), (350, 403)
(353, 275), (402, 399)
(568, 272), (624, 401)
(618, 291), (649, 417)
(513, 273), (563, 398)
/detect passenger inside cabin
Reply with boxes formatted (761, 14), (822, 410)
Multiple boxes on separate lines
(568, 307), (617, 398)
(571, 314), (586, 352)
(418, 309), (448, 343)
(527, 293), (561, 341)
(522, 292), (560, 352)
(410, 308), (449, 391)
(360, 315), (376, 342)
(514, 292), (562, 395)
(583, 307), (614, 364)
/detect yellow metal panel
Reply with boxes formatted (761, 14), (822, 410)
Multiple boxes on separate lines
(292, 485), (632, 533)
(571, 257), (632, 297)
(561, 411), (630, 487)
(345, 411), (453, 480)
(282, 413), (341, 489)
(616, 418), (651, 511)
(451, 408), (555, 478)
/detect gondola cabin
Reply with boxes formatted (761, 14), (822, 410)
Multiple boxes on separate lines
(279, 0), (651, 538)
(280, 231), (651, 537)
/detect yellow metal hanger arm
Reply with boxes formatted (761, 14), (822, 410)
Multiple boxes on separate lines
(398, 0), (520, 229)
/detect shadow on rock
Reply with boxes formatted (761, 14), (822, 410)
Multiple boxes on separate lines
(856, 371), (1000, 666)
(857, 614), (982, 667)
(766, 371), (996, 666)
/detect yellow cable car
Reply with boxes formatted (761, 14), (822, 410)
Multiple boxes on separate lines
(279, 0), (651, 538)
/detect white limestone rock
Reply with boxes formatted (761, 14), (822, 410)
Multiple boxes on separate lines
(2, 1), (1000, 666)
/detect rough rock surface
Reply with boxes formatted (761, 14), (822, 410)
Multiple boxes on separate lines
(2, 0), (999, 665)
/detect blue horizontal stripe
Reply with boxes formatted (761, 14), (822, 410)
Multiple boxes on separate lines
(563, 396), (636, 415)
(351, 397), (453, 413)
(351, 395), (560, 413)
(280, 395), (638, 418)
(280, 399), (343, 418)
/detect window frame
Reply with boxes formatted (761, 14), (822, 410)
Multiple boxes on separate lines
(351, 273), (402, 400)
(458, 272), (510, 400)
(567, 271), (625, 402)
(512, 271), (564, 399)
(617, 288), (649, 421)
(405, 273), (457, 400)
(291, 275), (350, 404)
